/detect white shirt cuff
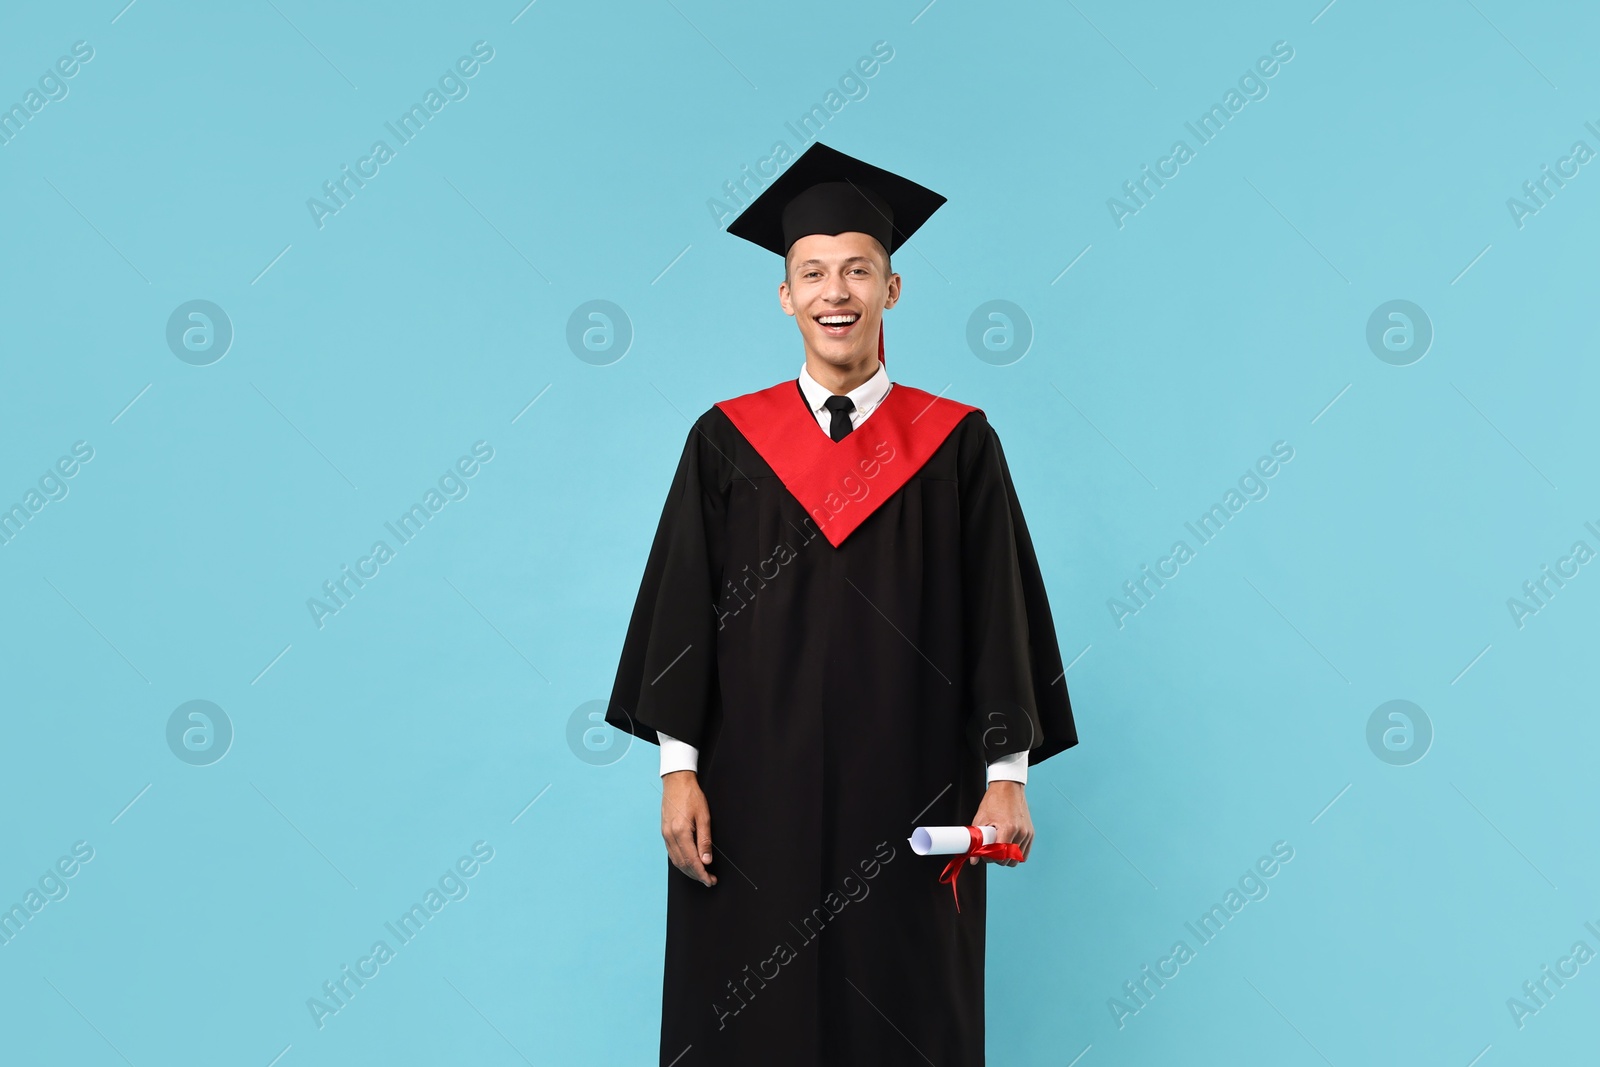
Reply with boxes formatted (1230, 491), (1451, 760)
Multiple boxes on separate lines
(661, 730), (1023, 782)
(657, 730), (699, 776)
(986, 750), (1028, 785)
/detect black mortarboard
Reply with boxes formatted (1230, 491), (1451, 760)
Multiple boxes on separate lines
(726, 142), (946, 258)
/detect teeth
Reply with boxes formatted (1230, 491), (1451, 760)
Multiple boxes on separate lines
(818, 315), (858, 325)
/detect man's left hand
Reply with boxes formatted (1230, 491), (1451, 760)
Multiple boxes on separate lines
(969, 780), (1032, 867)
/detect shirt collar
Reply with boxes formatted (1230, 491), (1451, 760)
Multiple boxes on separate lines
(797, 360), (891, 420)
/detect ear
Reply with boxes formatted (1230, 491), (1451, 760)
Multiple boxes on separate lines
(778, 278), (796, 317)
(883, 271), (902, 311)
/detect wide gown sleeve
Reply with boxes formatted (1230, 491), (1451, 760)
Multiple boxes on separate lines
(605, 415), (727, 749)
(958, 414), (1079, 767)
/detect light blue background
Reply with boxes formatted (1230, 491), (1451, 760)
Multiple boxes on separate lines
(2, 1), (1596, 1064)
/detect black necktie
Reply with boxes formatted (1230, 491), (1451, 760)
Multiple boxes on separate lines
(823, 395), (855, 442)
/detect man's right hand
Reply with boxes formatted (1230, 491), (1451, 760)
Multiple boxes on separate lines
(662, 770), (716, 886)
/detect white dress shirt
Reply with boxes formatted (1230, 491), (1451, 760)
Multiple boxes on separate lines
(657, 363), (1027, 785)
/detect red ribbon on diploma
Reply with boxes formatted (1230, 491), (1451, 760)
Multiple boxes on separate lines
(936, 826), (1025, 913)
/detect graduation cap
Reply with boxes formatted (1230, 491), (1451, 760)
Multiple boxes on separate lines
(725, 142), (946, 363)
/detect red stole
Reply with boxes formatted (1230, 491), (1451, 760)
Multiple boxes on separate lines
(716, 376), (979, 548)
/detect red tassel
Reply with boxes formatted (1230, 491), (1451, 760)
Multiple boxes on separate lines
(878, 321), (885, 365)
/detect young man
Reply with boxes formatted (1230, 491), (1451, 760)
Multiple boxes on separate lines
(607, 142), (1077, 1066)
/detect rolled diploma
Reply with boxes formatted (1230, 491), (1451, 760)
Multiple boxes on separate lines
(908, 825), (996, 856)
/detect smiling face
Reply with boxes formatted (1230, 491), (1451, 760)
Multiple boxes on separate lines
(779, 231), (901, 376)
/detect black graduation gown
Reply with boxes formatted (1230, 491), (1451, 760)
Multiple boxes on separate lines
(606, 379), (1077, 1066)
